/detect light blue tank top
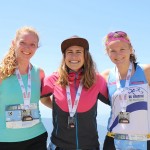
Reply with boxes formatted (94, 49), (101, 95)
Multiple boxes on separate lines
(0, 65), (46, 142)
(107, 64), (147, 105)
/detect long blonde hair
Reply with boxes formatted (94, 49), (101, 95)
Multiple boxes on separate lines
(57, 50), (97, 89)
(0, 26), (39, 79)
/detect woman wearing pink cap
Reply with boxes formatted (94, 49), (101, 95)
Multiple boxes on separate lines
(102, 31), (150, 150)
(41, 35), (109, 150)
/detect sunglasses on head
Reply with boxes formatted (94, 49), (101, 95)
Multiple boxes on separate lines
(105, 31), (130, 46)
(107, 31), (127, 38)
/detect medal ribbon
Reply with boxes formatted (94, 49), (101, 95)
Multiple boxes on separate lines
(115, 62), (132, 112)
(15, 64), (31, 109)
(116, 62), (132, 89)
(66, 83), (83, 117)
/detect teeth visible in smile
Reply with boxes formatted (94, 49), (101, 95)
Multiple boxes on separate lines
(22, 51), (30, 55)
(70, 61), (78, 64)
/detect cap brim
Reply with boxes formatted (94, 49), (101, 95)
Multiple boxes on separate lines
(61, 37), (89, 53)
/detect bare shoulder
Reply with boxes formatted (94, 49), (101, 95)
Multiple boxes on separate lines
(142, 64), (150, 84)
(100, 69), (110, 81)
(39, 68), (45, 81)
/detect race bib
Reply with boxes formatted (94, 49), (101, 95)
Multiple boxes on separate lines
(114, 139), (147, 150)
(5, 103), (40, 128)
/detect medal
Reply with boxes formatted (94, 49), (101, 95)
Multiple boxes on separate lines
(66, 83), (83, 128)
(68, 116), (76, 128)
(118, 112), (130, 124)
(115, 62), (132, 124)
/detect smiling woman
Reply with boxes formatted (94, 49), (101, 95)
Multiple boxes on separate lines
(0, 26), (39, 78)
(65, 45), (84, 72)
(0, 26), (47, 150)
(13, 31), (38, 63)
(40, 35), (109, 150)
(101, 31), (150, 150)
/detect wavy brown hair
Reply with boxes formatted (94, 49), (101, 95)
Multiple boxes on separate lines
(0, 26), (39, 79)
(57, 50), (97, 89)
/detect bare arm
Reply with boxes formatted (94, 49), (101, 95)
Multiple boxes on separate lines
(40, 96), (52, 108)
(39, 68), (52, 108)
(39, 68), (45, 82)
(143, 64), (150, 86)
(100, 69), (110, 82)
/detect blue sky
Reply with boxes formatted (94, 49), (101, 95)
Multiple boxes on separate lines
(0, 0), (150, 118)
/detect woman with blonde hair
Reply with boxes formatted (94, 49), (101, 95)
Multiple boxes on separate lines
(41, 35), (109, 150)
(0, 26), (47, 150)
(102, 31), (150, 150)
